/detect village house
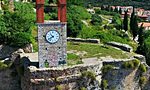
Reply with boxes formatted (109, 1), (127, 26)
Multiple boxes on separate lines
(138, 22), (150, 30)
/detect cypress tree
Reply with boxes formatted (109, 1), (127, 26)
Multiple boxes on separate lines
(114, 7), (118, 13)
(136, 23), (144, 54)
(130, 6), (135, 34)
(123, 10), (128, 32)
(138, 23), (144, 45)
(119, 8), (122, 14)
(132, 16), (138, 40)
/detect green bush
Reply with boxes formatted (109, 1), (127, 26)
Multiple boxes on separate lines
(122, 61), (135, 69)
(91, 14), (102, 25)
(102, 80), (108, 89)
(102, 65), (114, 73)
(81, 71), (96, 80)
(0, 62), (8, 70)
(139, 76), (147, 85)
(139, 64), (147, 73)
(80, 87), (86, 90)
(10, 32), (32, 47)
(133, 59), (140, 67)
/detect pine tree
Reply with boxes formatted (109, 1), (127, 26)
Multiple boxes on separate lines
(123, 10), (128, 32)
(132, 16), (138, 40)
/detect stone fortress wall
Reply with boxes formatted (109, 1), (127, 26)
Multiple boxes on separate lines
(21, 57), (150, 90)
(21, 62), (102, 90)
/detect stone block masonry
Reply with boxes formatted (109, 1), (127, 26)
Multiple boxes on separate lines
(38, 22), (67, 68)
(21, 62), (102, 90)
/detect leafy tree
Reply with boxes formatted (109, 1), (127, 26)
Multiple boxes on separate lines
(67, 5), (91, 37)
(0, 2), (35, 47)
(91, 14), (102, 25)
(123, 10), (128, 32)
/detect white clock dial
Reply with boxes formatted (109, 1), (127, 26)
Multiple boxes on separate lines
(46, 30), (60, 44)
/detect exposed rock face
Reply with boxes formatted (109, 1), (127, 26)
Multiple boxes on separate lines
(134, 54), (146, 62)
(22, 44), (33, 53)
(0, 44), (33, 59)
(67, 37), (100, 44)
(0, 45), (18, 59)
(21, 62), (102, 90)
(106, 41), (133, 52)
(0, 69), (21, 90)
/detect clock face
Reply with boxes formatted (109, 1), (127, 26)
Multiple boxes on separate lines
(46, 30), (60, 44)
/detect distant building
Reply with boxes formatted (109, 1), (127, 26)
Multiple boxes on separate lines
(138, 22), (150, 30)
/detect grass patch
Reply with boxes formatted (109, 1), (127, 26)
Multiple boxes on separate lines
(67, 42), (130, 59)
(67, 53), (83, 66)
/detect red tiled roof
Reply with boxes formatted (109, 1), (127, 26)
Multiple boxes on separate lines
(138, 22), (150, 27)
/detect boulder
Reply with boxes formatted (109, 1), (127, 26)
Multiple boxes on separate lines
(106, 41), (133, 52)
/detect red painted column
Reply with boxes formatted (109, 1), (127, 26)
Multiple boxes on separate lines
(58, 0), (67, 22)
(36, 0), (45, 23)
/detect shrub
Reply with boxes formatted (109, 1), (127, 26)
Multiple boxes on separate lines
(133, 59), (140, 67)
(0, 62), (8, 70)
(122, 60), (140, 69)
(10, 32), (32, 47)
(81, 71), (96, 80)
(139, 76), (147, 85)
(56, 85), (63, 90)
(80, 87), (86, 90)
(102, 80), (108, 89)
(102, 65), (114, 73)
(91, 14), (102, 25)
(139, 64), (147, 73)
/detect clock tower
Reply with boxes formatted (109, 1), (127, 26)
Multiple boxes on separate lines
(36, 0), (67, 68)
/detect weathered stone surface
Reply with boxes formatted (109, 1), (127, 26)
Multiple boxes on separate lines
(0, 69), (21, 90)
(134, 54), (146, 62)
(21, 62), (102, 90)
(23, 44), (33, 53)
(106, 41), (133, 52)
(67, 37), (100, 44)
(0, 45), (18, 59)
(38, 22), (67, 68)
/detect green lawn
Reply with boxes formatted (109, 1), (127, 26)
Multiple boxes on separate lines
(67, 42), (133, 59)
